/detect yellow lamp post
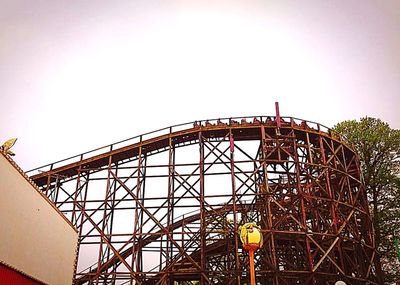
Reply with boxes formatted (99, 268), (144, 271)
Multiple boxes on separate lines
(239, 223), (263, 285)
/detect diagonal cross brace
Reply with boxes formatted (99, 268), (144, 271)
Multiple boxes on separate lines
(110, 170), (213, 284)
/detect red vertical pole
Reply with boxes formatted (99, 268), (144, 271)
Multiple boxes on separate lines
(275, 102), (281, 128)
(249, 249), (256, 285)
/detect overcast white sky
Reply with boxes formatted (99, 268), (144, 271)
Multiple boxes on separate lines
(1, 0), (399, 171)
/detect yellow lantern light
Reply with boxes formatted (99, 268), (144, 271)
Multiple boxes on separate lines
(239, 223), (263, 285)
(239, 223), (263, 251)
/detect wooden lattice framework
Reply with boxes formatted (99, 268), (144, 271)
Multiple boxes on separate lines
(28, 114), (381, 285)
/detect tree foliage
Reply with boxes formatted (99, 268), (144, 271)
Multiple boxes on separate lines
(334, 117), (400, 284)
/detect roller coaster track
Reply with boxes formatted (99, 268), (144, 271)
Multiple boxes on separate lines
(27, 115), (380, 285)
(28, 116), (338, 187)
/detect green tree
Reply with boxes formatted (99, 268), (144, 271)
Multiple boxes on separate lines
(334, 117), (400, 284)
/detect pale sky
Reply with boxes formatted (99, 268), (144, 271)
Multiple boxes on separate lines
(1, 0), (399, 170)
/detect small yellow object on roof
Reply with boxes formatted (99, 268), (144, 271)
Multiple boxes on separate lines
(1, 138), (17, 156)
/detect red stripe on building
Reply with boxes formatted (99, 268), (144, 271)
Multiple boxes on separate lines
(0, 263), (44, 285)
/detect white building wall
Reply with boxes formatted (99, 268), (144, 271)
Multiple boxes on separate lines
(0, 153), (78, 285)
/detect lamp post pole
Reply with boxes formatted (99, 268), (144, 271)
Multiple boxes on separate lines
(249, 249), (256, 285)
